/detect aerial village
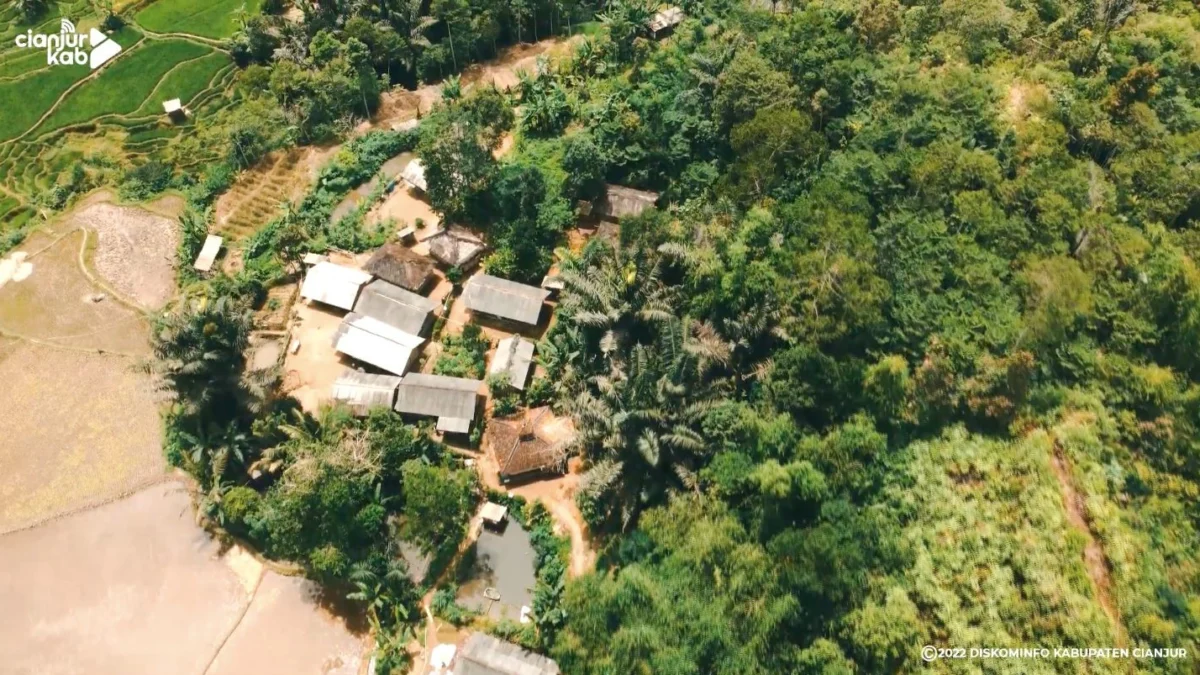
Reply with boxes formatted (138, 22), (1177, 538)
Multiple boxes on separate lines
(193, 101), (668, 675)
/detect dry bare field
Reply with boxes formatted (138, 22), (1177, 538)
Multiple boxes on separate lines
(0, 482), (367, 675)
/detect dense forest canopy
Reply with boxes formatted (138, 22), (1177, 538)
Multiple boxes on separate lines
(138, 0), (1200, 671)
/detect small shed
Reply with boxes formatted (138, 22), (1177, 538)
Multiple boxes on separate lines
(300, 262), (372, 310)
(163, 98), (185, 120)
(354, 279), (438, 336)
(488, 407), (575, 482)
(394, 373), (481, 430)
(480, 501), (508, 527)
(425, 227), (487, 269)
(333, 313), (425, 375)
(453, 632), (560, 675)
(330, 369), (402, 416)
(648, 6), (685, 38)
(463, 274), (550, 326)
(489, 336), (535, 390)
(193, 234), (222, 272)
(302, 252), (327, 267)
(363, 242), (435, 293)
(401, 159), (427, 192)
(596, 184), (660, 221)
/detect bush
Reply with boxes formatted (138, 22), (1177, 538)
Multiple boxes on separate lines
(221, 486), (262, 535)
(431, 584), (479, 625)
(434, 325), (490, 379)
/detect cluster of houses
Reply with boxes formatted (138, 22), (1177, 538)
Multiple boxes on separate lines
(300, 241), (551, 429)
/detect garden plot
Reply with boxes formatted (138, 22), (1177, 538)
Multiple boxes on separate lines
(216, 146), (336, 239)
(71, 202), (178, 309)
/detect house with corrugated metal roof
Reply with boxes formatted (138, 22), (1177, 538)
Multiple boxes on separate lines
(648, 6), (684, 38)
(353, 279), (437, 337)
(330, 369), (402, 416)
(488, 336), (535, 390)
(452, 631), (560, 675)
(300, 262), (372, 311)
(463, 274), (550, 327)
(596, 184), (660, 221)
(393, 372), (481, 433)
(193, 235), (223, 272)
(333, 313), (425, 375)
(401, 158), (427, 192)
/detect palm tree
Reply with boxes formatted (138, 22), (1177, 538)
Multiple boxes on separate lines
(347, 560), (414, 628)
(557, 243), (733, 530)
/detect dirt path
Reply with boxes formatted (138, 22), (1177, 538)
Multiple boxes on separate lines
(542, 496), (594, 578)
(1050, 440), (1124, 644)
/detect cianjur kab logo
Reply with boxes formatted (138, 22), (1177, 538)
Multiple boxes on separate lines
(13, 19), (122, 70)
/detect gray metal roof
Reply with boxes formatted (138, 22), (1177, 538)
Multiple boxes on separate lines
(463, 274), (550, 326)
(330, 369), (402, 414)
(454, 632), (560, 675)
(394, 373), (480, 420)
(300, 262), (372, 310)
(648, 6), (684, 34)
(354, 279), (437, 336)
(334, 313), (424, 376)
(488, 336), (535, 390)
(597, 184), (659, 221)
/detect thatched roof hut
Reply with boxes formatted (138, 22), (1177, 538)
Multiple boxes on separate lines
(425, 227), (487, 269)
(488, 407), (575, 481)
(364, 243), (435, 292)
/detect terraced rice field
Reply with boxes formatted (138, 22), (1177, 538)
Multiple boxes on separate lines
(135, 0), (265, 39)
(0, 8), (234, 248)
(32, 39), (215, 137)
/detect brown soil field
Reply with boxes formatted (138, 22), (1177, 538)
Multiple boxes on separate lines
(0, 198), (165, 532)
(0, 344), (165, 533)
(0, 228), (148, 355)
(71, 202), (179, 310)
(0, 481), (367, 675)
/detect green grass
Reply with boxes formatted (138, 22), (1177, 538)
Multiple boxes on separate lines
(0, 63), (89, 141)
(0, 26), (143, 142)
(133, 51), (229, 115)
(135, 0), (264, 39)
(33, 39), (212, 137)
(0, 49), (53, 79)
